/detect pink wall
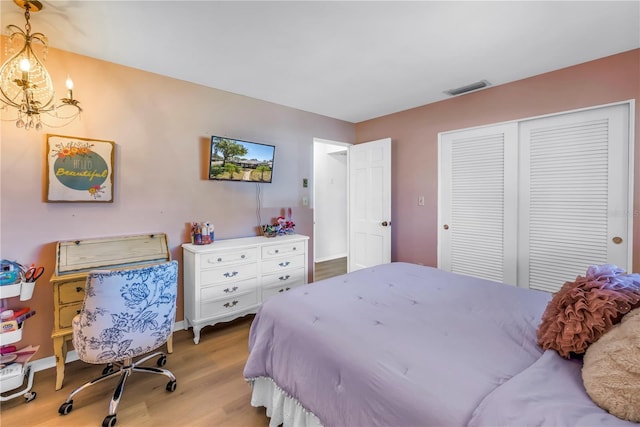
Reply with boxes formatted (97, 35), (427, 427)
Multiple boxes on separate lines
(0, 45), (354, 359)
(355, 49), (640, 271)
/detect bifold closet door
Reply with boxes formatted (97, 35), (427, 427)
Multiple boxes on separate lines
(439, 124), (519, 285)
(439, 103), (631, 291)
(518, 104), (631, 292)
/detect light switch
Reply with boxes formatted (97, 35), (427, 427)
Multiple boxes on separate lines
(418, 196), (425, 206)
(302, 196), (309, 206)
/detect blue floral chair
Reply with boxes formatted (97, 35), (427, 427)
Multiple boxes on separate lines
(58, 261), (178, 427)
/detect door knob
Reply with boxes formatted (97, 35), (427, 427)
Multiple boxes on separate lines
(612, 236), (623, 244)
(443, 224), (449, 230)
(381, 221), (389, 227)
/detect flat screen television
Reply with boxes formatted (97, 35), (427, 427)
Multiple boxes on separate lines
(209, 136), (275, 183)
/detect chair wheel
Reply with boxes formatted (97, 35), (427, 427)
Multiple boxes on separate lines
(58, 401), (73, 415)
(102, 364), (115, 375)
(24, 391), (36, 402)
(156, 355), (167, 367)
(102, 414), (117, 427)
(166, 379), (177, 392)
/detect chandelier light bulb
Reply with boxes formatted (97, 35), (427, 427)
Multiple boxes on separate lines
(65, 76), (74, 99)
(19, 58), (31, 72)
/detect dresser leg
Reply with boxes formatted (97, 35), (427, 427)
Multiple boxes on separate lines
(53, 336), (67, 390)
(193, 327), (201, 345)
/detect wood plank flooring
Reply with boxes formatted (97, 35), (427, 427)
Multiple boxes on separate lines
(314, 257), (347, 282)
(0, 316), (270, 427)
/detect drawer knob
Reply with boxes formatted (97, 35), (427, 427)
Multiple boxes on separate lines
(279, 275), (291, 281)
(278, 287), (291, 293)
(275, 249), (279, 253)
(217, 258), (222, 262)
(293, 247), (297, 251)
(224, 300), (239, 308)
(241, 254), (246, 259)
(278, 261), (290, 267)
(224, 286), (239, 293)
(76, 287), (83, 292)
(224, 271), (238, 278)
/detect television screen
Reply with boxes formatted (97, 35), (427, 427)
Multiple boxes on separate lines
(209, 136), (275, 183)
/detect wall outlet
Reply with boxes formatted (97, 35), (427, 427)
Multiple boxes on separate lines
(418, 196), (425, 206)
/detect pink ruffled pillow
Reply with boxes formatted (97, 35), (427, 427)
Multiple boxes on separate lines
(536, 264), (640, 358)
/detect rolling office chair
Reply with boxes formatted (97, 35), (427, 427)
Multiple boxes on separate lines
(58, 261), (178, 427)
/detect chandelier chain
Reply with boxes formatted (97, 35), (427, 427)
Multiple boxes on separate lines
(24, 5), (31, 35)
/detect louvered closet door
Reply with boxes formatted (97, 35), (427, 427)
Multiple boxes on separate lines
(439, 124), (518, 285)
(518, 104), (630, 292)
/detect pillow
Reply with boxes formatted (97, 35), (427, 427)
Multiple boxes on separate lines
(536, 264), (640, 358)
(582, 307), (640, 422)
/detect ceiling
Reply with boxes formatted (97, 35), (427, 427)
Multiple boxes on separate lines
(1, 1), (639, 123)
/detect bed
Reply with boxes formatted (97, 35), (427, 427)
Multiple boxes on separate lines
(243, 262), (637, 426)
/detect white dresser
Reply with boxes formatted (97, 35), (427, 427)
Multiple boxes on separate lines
(182, 234), (309, 344)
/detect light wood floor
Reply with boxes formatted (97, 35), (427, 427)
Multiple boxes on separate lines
(314, 257), (347, 282)
(0, 316), (270, 427)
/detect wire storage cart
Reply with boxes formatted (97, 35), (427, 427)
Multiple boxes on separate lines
(0, 278), (37, 403)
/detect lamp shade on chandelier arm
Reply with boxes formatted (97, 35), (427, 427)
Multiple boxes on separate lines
(0, 0), (82, 131)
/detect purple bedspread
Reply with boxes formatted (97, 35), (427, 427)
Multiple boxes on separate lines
(468, 349), (637, 426)
(243, 262), (631, 426)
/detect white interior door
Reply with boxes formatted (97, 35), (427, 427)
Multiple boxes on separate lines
(518, 103), (631, 292)
(348, 138), (392, 272)
(439, 124), (519, 285)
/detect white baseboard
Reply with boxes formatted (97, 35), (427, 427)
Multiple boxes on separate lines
(30, 320), (187, 373)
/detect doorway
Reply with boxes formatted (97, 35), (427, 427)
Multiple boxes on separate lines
(313, 139), (349, 281)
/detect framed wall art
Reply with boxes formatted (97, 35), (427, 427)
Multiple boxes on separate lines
(46, 134), (115, 203)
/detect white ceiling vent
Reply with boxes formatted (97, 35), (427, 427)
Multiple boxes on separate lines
(445, 80), (491, 96)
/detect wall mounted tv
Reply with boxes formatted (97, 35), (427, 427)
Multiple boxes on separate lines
(209, 136), (275, 183)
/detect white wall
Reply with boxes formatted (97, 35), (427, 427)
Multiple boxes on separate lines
(313, 141), (348, 262)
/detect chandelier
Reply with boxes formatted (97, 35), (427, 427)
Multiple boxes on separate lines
(0, 0), (81, 130)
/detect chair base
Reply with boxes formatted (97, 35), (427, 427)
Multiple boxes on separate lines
(58, 352), (177, 426)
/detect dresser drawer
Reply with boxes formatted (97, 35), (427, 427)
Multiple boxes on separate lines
(200, 247), (258, 267)
(262, 254), (305, 274)
(262, 282), (304, 301)
(200, 290), (258, 318)
(58, 280), (86, 304)
(59, 303), (83, 329)
(262, 267), (305, 289)
(200, 262), (257, 286)
(201, 278), (257, 302)
(261, 241), (304, 259)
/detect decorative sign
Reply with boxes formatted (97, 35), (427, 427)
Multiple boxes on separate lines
(46, 134), (115, 202)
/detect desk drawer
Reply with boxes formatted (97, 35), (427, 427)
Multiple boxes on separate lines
(262, 241), (304, 259)
(200, 290), (258, 318)
(201, 278), (257, 302)
(200, 247), (258, 267)
(58, 280), (86, 304)
(59, 303), (82, 329)
(200, 262), (257, 286)
(262, 254), (305, 274)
